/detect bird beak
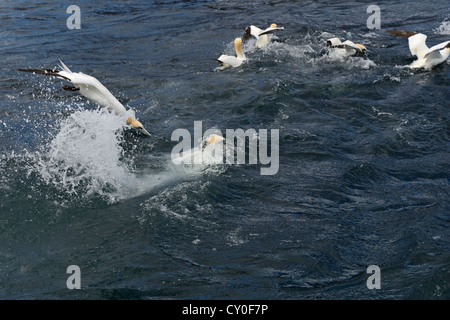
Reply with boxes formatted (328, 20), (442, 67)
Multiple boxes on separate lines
(136, 125), (151, 136)
(127, 117), (151, 136)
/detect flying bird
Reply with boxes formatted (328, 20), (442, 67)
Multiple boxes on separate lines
(243, 23), (284, 48)
(18, 60), (151, 136)
(387, 30), (450, 69)
(215, 38), (246, 71)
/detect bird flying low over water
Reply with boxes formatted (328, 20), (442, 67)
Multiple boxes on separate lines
(243, 23), (284, 48)
(387, 30), (450, 69)
(215, 38), (246, 71)
(18, 60), (151, 136)
(326, 37), (368, 56)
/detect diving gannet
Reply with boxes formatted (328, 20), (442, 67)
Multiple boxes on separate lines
(18, 60), (151, 136)
(326, 37), (368, 56)
(243, 23), (285, 48)
(215, 38), (246, 71)
(387, 30), (450, 69)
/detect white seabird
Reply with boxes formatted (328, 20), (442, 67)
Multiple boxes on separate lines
(18, 60), (151, 136)
(215, 38), (246, 71)
(326, 37), (368, 56)
(202, 134), (225, 149)
(243, 23), (285, 48)
(387, 30), (450, 69)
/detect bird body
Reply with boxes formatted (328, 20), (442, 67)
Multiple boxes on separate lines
(216, 38), (246, 71)
(326, 37), (368, 56)
(243, 23), (284, 48)
(387, 30), (450, 69)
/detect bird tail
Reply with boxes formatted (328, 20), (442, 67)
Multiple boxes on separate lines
(58, 59), (72, 73)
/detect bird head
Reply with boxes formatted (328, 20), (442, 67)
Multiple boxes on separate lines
(355, 43), (368, 51)
(202, 134), (224, 149)
(234, 38), (245, 60)
(127, 117), (151, 136)
(270, 23), (278, 28)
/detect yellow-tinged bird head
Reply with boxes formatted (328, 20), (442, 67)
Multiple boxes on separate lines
(127, 117), (151, 136)
(202, 134), (224, 149)
(270, 23), (277, 28)
(234, 38), (245, 60)
(355, 43), (368, 51)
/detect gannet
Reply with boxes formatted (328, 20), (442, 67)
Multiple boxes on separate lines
(387, 30), (450, 69)
(18, 60), (151, 136)
(202, 134), (224, 149)
(215, 38), (246, 71)
(243, 23), (284, 48)
(173, 134), (225, 165)
(326, 37), (368, 56)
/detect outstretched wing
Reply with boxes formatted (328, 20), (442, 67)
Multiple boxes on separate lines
(428, 41), (450, 53)
(17, 67), (71, 81)
(386, 30), (418, 38)
(19, 60), (126, 114)
(408, 33), (429, 58)
(258, 26), (284, 36)
(337, 40), (364, 52)
(386, 30), (429, 58)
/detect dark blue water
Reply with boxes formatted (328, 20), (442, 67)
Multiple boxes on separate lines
(0, 1), (449, 300)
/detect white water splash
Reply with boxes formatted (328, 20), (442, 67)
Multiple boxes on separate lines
(434, 18), (450, 35)
(32, 108), (136, 203)
(23, 108), (224, 204)
(253, 33), (376, 70)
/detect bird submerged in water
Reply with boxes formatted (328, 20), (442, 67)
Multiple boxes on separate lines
(326, 37), (368, 56)
(242, 23), (284, 48)
(215, 38), (246, 71)
(387, 30), (450, 69)
(18, 60), (151, 136)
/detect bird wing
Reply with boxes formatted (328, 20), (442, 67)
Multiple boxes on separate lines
(386, 30), (435, 59)
(423, 47), (444, 62)
(249, 25), (264, 37)
(428, 41), (450, 53)
(338, 40), (364, 52)
(68, 72), (126, 114)
(258, 26), (284, 36)
(386, 30), (418, 38)
(17, 67), (71, 81)
(326, 37), (342, 47)
(19, 60), (127, 114)
(408, 33), (429, 58)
